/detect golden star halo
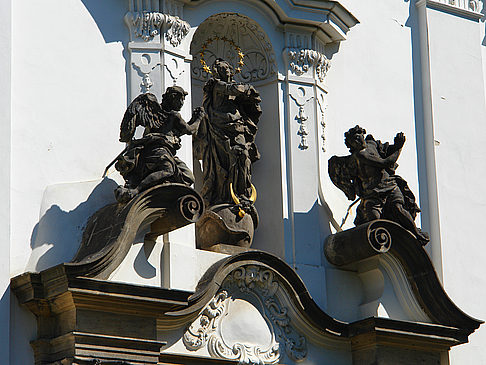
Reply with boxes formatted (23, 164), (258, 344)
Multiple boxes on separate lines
(199, 36), (245, 75)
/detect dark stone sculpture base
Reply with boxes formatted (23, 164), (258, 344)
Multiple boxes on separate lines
(195, 204), (255, 251)
(324, 219), (482, 331)
(67, 183), (204, 279)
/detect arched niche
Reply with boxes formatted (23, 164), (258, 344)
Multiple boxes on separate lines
(190, 13), (277, 84)
(189, 13), (285, 257)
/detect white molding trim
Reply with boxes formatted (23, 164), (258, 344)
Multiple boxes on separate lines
(416, 0), (483, 20)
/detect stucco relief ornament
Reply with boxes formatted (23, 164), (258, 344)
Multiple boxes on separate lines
(125, 11), (190, 45)
(290, 89), (313, 150)
(469, 0), (480, 11)
(191, 13), (277, 83)
(183, 266), (307, 363)
(183, 291), (229, 351)
(141, 73), (154, 93)
(165, 15), (191, 47)
(317, 95), (326, 152)
(287, 49), (330, 82)
(227, 266), (307, 362)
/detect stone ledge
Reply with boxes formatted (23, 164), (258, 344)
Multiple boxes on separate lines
(324, 219), (483, 334)
(11, 249), (481, 364)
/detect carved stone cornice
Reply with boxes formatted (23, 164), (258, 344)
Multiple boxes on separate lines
(182, 0), (359, 43)
(12, 249), (479, 364)
(124, 11), (190, 45)
(10, 269), (190, 364)
(285, 48), (330, 82)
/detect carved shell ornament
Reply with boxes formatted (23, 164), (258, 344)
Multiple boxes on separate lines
(191, 13), (277, 83)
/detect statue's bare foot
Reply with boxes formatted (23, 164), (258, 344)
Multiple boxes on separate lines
(115, 186), (138, 204)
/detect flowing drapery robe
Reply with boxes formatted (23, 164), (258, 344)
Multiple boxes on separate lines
(194, 78), (261, 206)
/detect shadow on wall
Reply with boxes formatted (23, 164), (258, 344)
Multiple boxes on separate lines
(8, 289), (37, 365)
(80, 0), (128, 43)
(282, 200), (334, 267)
(26, 178), (118, 273)
(79, 0), (131, 103)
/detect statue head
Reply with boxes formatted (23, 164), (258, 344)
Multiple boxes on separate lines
(211, 58), (234, 82)
(161, 85), (188, 111)
(345, 125), (367, 152)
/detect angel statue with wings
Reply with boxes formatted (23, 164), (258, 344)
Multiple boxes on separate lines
(329, 125), (429, 245)
(110, 86), (205, 203)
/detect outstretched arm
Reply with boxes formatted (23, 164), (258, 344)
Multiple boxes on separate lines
(174, 107), (206, 135)
(358, 148), (401, 168)
(213, 79), (250, 97)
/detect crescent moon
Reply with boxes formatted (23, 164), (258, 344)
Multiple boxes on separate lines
(250, 184), (257, 203)
(229, 183), (240, 205)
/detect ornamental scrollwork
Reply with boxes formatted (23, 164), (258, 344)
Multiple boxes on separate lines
(165, 15), (191, 47)
(207, 335), (280, 364)
(183, 291), (229, 351)
(183, 265), (307, 363)
(226, 266), (308, 362)
(436, 0), (481, 12)
(124, 11), (190, 46)
(286, 48), (331, 82)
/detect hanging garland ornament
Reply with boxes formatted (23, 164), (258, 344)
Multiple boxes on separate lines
(199, 36), (245, 74)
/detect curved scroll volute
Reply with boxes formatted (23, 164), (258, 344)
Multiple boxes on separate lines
(66, 184), (203, 279)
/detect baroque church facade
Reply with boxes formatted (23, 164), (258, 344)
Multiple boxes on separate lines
(1, 0), (486, 364)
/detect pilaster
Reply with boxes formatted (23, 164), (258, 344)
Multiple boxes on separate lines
(125, 0), (191, 100)
(279, 27), (331, 308)
(415, 0), (486, 281)
(124, 1), (196, 288)
(282, 30), (330, 260)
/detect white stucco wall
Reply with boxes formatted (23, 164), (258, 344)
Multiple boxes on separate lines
(423, 6), (486, 363)
(10, 1), (129, 363)
(324, 0), (420, 232)
(323, 0), (422, 322)
(11, 0), (128, 277)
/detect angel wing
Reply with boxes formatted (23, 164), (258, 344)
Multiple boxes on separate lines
(328, 155), (357, 201)
(119, 93), (165, 142)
